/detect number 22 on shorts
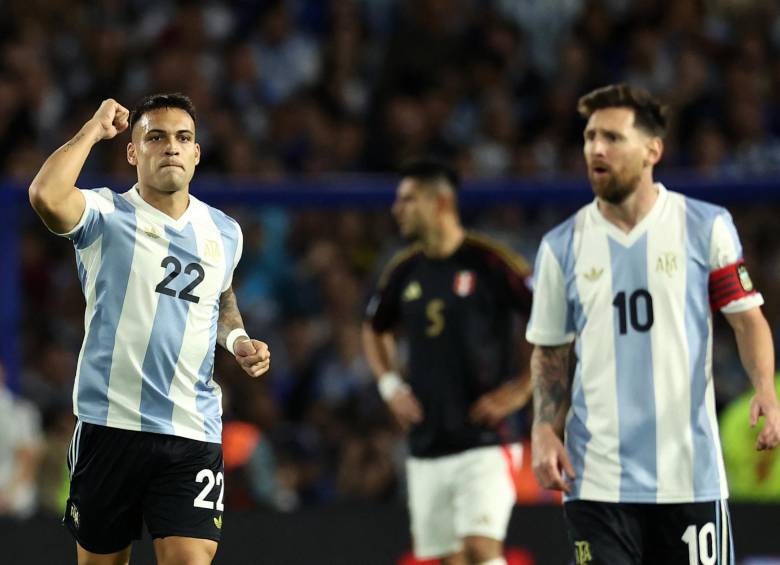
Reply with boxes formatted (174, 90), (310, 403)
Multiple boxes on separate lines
(193, 469), (225, 511)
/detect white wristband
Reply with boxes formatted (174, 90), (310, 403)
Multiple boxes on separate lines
(377, 371), (407, 402)
(226, 329), (250, 355)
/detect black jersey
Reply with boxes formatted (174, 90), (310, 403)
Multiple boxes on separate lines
(367, 233), (533, 457)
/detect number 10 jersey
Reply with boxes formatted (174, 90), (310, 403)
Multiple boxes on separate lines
(60, 186), (243, 443)
(526, 184), (763, 504)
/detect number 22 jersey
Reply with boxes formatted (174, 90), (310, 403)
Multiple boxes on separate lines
(59, 185), (243, 443)
(526, 183), (763, 503)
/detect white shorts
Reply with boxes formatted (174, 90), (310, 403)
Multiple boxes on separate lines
(406, 443), (521, 559)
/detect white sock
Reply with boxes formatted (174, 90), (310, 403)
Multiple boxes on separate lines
(477, 559), (507, 565)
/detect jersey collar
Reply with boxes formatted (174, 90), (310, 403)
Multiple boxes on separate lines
(125, 184), (196, 231)
(588, 182), (668, 247)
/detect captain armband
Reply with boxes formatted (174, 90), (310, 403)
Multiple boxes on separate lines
(708, 260), (757, 311)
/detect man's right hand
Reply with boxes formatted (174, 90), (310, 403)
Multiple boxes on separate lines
(532, 423), (576, 493)
(91, 99), (130, 141)
(750, 391), (780, 450)
(386, 388), (424, 432)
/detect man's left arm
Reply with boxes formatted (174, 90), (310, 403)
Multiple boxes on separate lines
(724, 307), (780, 450)
(470, 242), (534, 426)
(469, 370), (532, 426)
(218, 286), (270, 378)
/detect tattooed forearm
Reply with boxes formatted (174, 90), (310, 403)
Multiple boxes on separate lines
(63, 132), (85, 152)
(217, 287), (245, 350)
(532, 344), (572, 432)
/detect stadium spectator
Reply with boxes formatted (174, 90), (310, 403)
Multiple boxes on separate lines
(0, 362), (43, 519)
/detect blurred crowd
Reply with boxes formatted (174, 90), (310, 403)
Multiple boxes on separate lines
(3, 0), (780, 179)
(3, 0), (780, 518)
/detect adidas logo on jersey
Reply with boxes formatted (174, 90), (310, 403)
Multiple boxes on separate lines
(142, 225), (162, 239)
(403, 281), (422, 301)
(583, 267), (604, 281)
(214, 515), (223, 530)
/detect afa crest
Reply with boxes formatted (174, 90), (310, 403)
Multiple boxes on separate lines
(656, 252), (678, 277)
(204, 239), (221, 260)
(574, 540), (592, 564)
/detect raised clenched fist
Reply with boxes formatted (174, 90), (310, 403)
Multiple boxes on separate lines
(91, 99), (130, 140)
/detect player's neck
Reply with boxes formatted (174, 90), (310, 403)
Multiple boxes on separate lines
(136, 183), (191, 220)
(597, 179), (659, 233)
(422, 218), (464, 258)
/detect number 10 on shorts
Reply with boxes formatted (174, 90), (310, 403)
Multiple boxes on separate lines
(194, 469), (225, 511)
(681, 523), (716, 565)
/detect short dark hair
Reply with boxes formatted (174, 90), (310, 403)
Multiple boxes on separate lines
(577, 83), (668, 138)
(129, 93), (197, 132)
(398, 159), (460, 193)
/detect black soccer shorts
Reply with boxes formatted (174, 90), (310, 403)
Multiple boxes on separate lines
(64, 420), (225, 554)
(564, 499), (734, 565)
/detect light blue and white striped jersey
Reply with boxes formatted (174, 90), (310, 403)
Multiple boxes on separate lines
(59, 185), (243, 444)
(526, 184), (763, 503)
